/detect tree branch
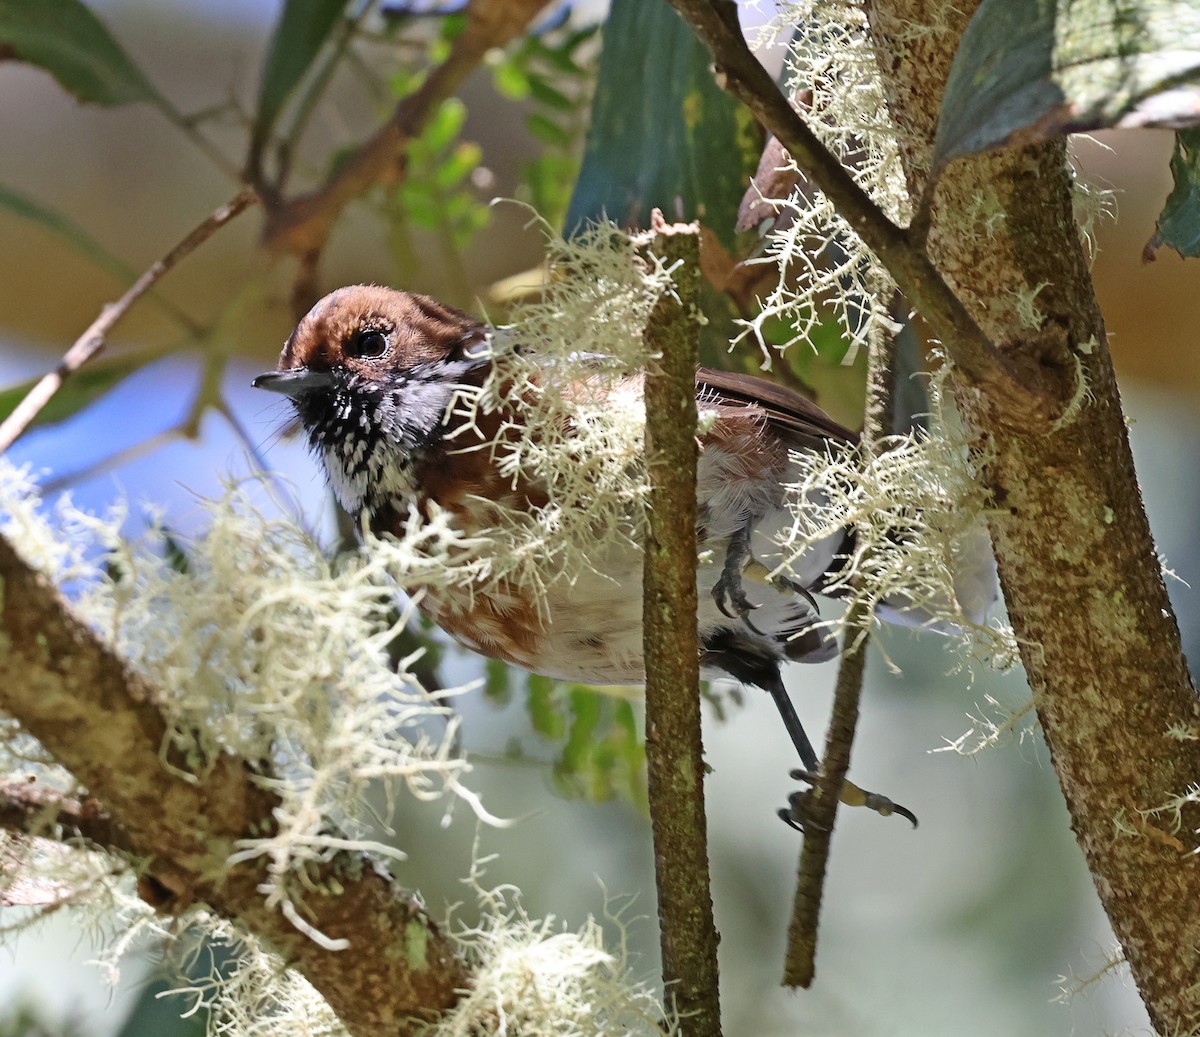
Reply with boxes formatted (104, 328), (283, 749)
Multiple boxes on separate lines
(641, 216), (722, 1036)
(783, 322), (898, 987)
(0, 780), (135, 857)
(260, 0), (552, 262)
(662, 0), (1054, 425)
(856, 4), (1200, 1032)
(0, 534), (468, 1037)
(0, 188), (259, 455)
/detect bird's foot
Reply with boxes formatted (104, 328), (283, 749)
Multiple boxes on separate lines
(713, 525), (756, 619)
(778, 769), (919, 832)
(713, 566), (760, 621)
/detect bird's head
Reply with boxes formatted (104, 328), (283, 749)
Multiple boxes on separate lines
(254, 285), (491, 517)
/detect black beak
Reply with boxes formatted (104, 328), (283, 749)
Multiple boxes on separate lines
(252, 368), (335, 397)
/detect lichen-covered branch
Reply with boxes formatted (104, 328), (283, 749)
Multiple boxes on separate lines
(641, 216), (722, 1037)
(858, 4), (1200, 1032)
(0, 535), (467, 1037)
(783, 323), (898, 987)
(665, 2), (1200, 1030)
(663, 0), (1057, 426)
(0, 781), (135, 858)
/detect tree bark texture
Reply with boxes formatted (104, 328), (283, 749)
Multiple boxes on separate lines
(864, 2), (1200, 1029)
(641, 219), (723, 1037)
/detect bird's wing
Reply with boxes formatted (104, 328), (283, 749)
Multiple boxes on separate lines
(695, 366), (859, 451)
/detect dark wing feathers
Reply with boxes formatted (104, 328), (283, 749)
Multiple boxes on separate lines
(695, 366), (858, 449)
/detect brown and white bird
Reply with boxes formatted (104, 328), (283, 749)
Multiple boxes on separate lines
(255, 285), (994, 825)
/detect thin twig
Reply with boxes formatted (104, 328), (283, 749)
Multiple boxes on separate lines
(783, 308), (899, 987)
(0, 780), (136, 857)
(0, 188), (259, 455)
(782, 603), (870, 987)
(663, 0), (1049, 422)
(641, 215), (722, 1037)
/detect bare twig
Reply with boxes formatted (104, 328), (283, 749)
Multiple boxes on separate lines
(0, 188), (259, 455)
(641, 216), (722, 1036)
(782, 603), (870, 987)
(0, 780), (136, 857)
(783, 320), (898, 987)
(662, 0), (1054, 424)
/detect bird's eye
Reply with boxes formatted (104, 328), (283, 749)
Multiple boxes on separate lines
(347, 328), (389, 360)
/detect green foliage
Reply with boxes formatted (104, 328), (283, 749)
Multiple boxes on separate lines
(393, 98), (490, 250)
(0, 1005), (87, 1037)
(0, 183), (141, 286)
(936, 0), (1200, 168)
(252, 0), (352, 153)
(0, 0), (164, 108)
(492, 23), (600, 230)
(0, 348), (164, 430)
(524, 676), (648, 810)
(1149, 127), (1200, 259)
(565, 0), (759, 246)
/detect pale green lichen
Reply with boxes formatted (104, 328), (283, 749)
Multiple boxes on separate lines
(932, 694), (1037, 757)
(428, 871), (672, 1037)
(740, 1), (910, 365)
(1013, 281), (1051, 330)
(0, 461), (488, 935)
(769, 367), (1018, 671)
(0, 457), (675, 1036)
(1049, 352), (1096, 432)
(364, 219), (668, 624)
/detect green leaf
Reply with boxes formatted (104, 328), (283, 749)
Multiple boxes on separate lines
(484, 658), (513, 705)
(526, 674), (566, 740)
(253, 0), (349, 145)
(1148, 127), (1200, 259)
(0, 183), (137, 284)
(434, 143), (482, 191)
(422, 98), (468, 153)
(565, 0), (759, 245)
(492, 57), (531, 100)
(527, 74), (574, 111)
(526, 112), (571, 148)
(0, 0), (162, 107)
(935, 0), (1200, 170)
(0, 348), (160, 430)
(158, 526), (192, 576)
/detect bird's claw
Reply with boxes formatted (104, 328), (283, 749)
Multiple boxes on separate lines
(712, 571), (760, 620)
(780, 769), (918, 831)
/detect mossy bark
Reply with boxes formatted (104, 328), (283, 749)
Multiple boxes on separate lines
(865, 2), (1200, 1029)
(0, 538), (468, 1037)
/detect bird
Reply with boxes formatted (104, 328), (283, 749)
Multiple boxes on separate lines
(254, 284), (994, 828)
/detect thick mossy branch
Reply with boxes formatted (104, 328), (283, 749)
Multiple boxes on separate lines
(0, 534), (467, 1037)
(860, 3), (1200, 1032)
(640, 217), (722, 1037)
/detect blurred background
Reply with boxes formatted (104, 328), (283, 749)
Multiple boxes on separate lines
(1, 1), (1197, 1035)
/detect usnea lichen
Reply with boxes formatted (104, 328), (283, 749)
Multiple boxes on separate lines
(364, 220), (670, 623)
(430, 871), (672, 1037)
(739, 0), (910, 364)
(0, 462), (488, 923)
(149, 882), (672, 1037)
(0, 458), (675, 1034)
(767, 366), (1017, 669)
